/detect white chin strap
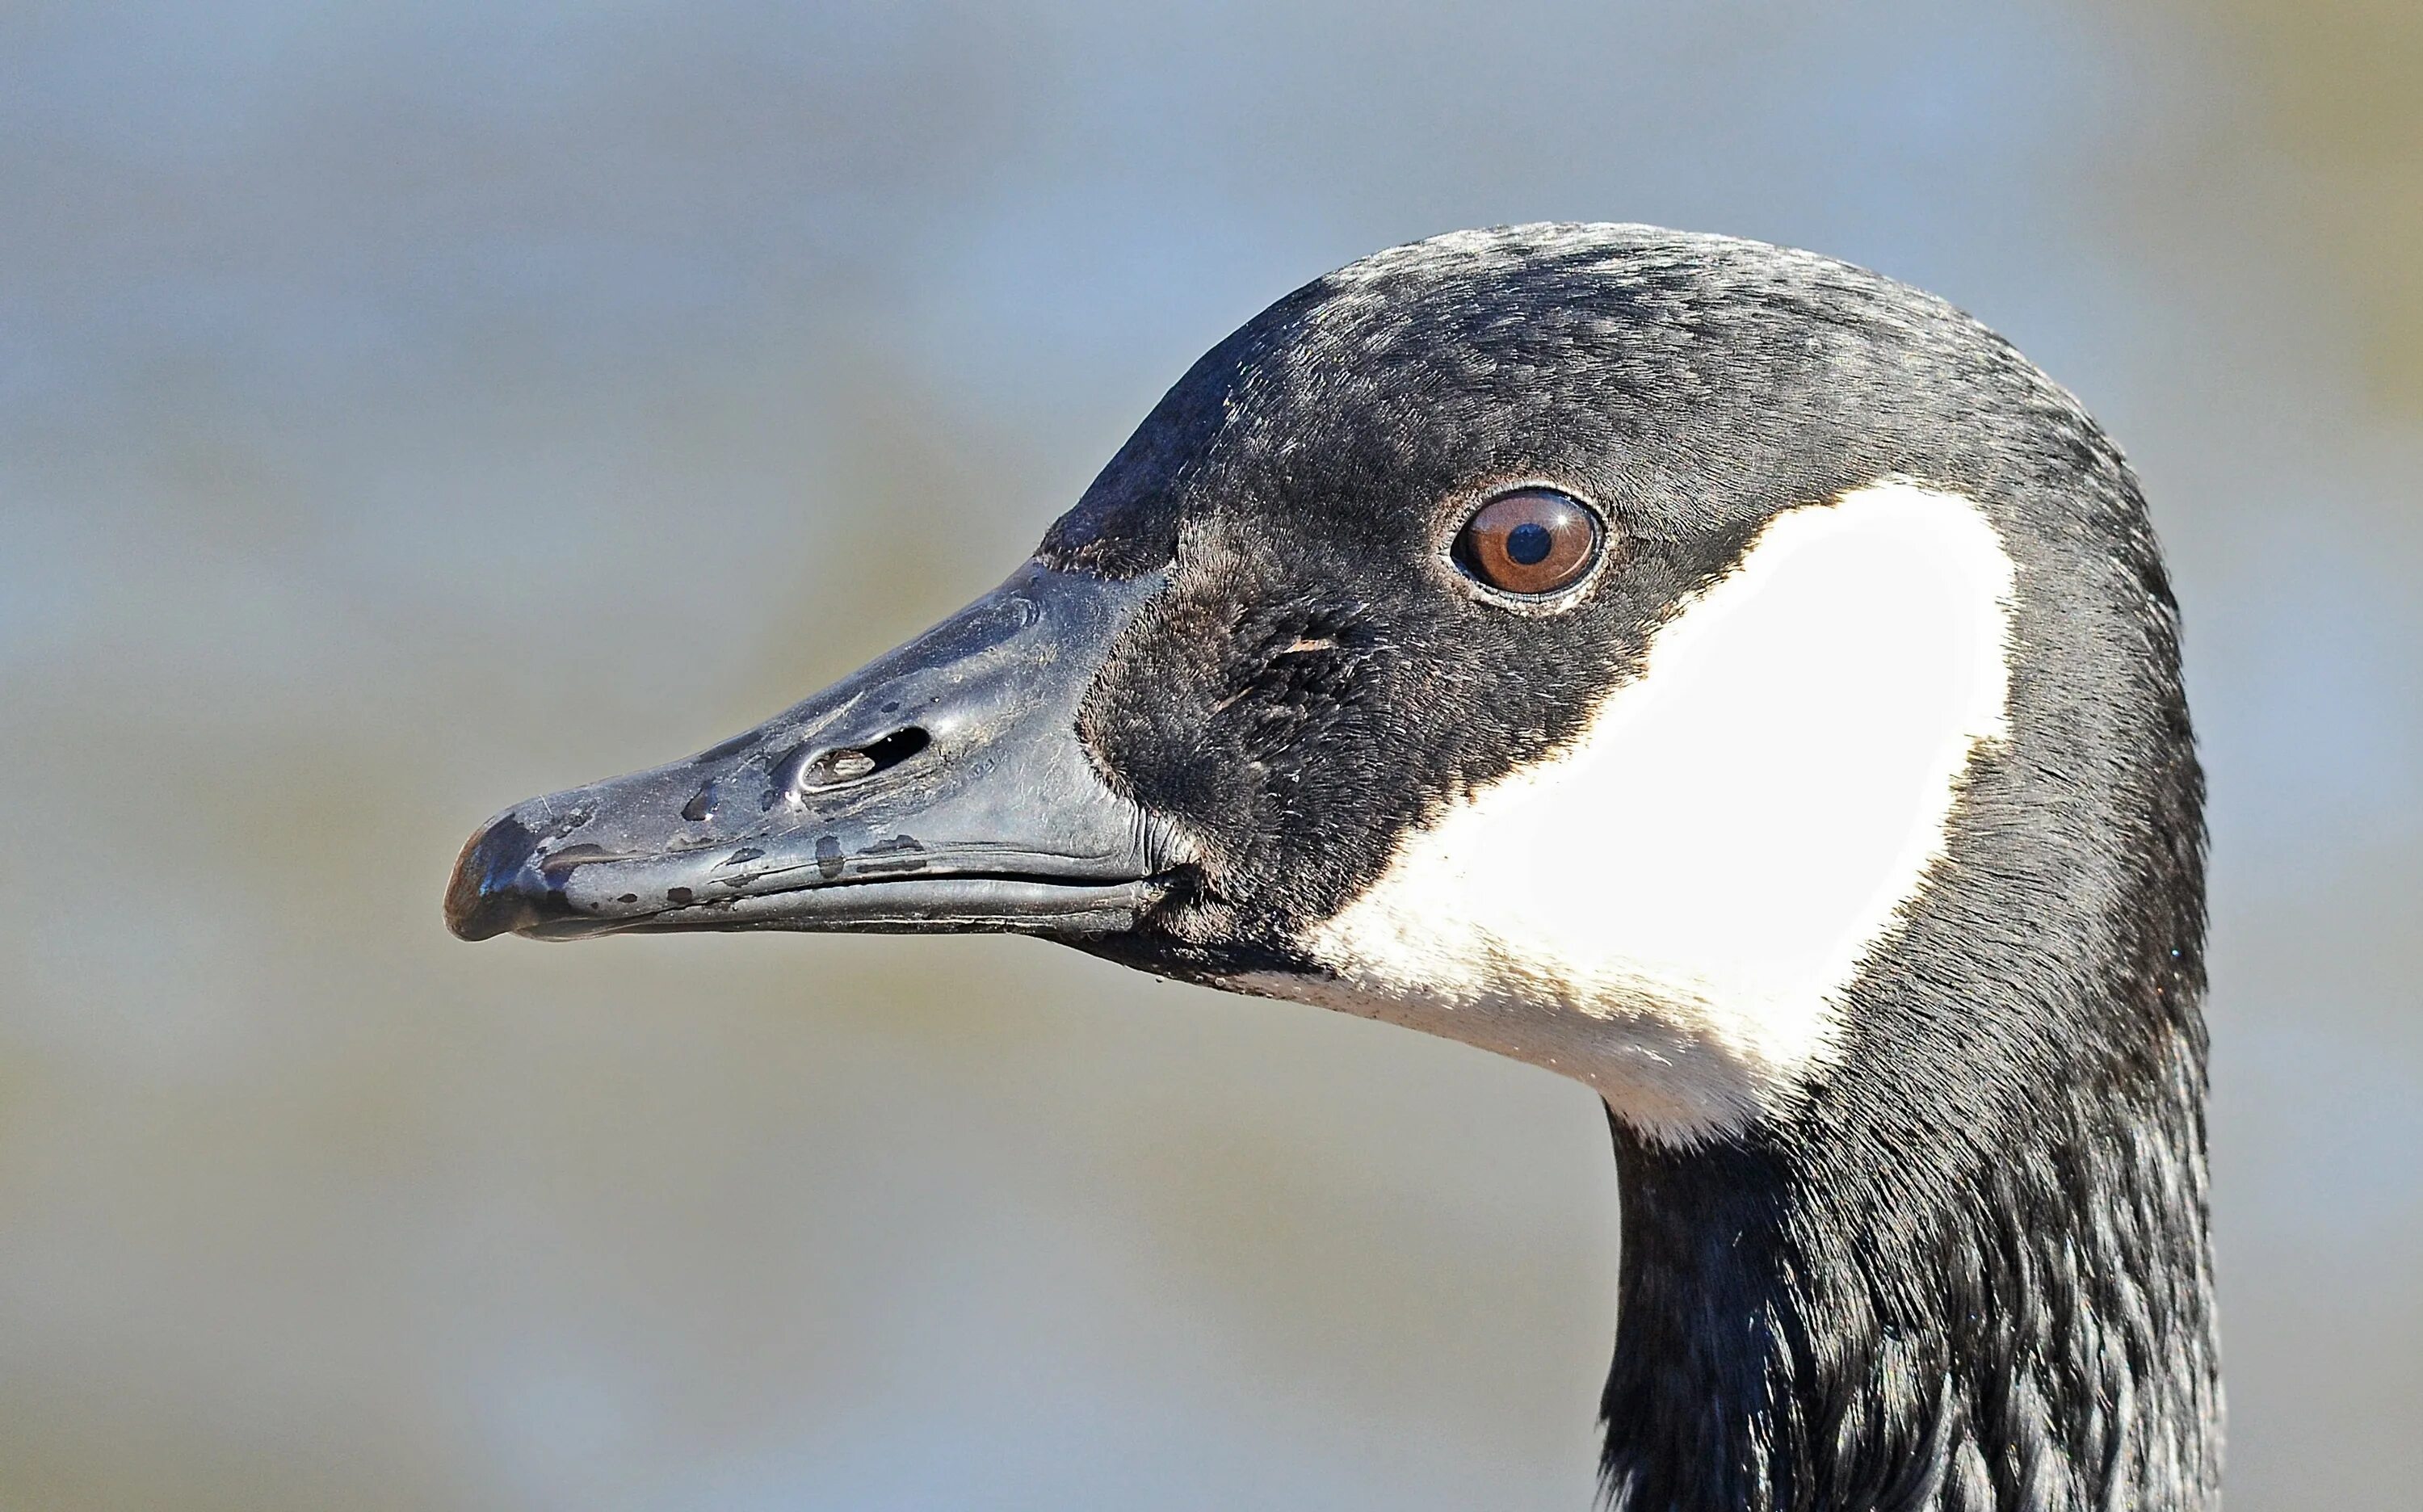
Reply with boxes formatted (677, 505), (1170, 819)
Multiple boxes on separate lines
(1258, 479), (2017, 1144)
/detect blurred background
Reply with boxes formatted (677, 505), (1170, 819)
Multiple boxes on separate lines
(4, 2), (2418, 1507)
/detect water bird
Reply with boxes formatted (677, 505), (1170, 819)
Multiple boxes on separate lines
(447, 225), (2219, 1510)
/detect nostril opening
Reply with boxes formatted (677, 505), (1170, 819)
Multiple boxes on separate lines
(797, 726), (930, 791)
(859, 725), (930, 770)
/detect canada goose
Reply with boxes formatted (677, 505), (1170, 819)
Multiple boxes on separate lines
(446, 225), (2218, 1510)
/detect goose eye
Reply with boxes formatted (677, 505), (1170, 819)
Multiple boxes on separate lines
(1453, 489), (1601, 596)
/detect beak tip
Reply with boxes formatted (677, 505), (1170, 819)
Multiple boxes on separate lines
(444, 811), (544, 942)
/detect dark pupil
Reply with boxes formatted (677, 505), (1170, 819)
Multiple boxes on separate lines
(1505, 520), (1553, 565)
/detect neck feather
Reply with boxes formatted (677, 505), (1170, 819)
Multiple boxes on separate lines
(1597, 1021), (2220, 1511)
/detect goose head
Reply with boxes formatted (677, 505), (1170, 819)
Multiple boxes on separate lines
(447, 225), (2217, 1509)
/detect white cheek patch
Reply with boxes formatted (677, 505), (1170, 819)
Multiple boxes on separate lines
(1241, 481), (2017, 1144)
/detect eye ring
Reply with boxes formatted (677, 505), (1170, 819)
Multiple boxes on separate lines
(1451, 488), (1604, 599)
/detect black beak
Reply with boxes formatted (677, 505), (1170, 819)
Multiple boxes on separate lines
(443, 562), (1177, 943)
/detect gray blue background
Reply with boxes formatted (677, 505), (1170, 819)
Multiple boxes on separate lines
(4, 2), (2417, 1506)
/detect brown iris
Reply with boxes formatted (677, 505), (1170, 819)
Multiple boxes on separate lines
(1452, 488), (1601, 596)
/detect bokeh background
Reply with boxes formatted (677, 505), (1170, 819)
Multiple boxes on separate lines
(5, 2), (2419, 1507)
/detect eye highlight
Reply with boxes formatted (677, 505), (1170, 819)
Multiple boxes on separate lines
(1452, 489), (1602, 597)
